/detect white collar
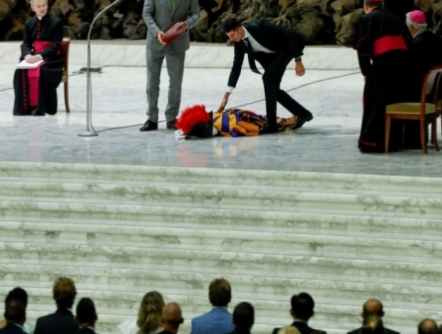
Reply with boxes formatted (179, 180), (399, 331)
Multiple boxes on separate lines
(242, 26), (250, 40)
(413, 28), (427, 38)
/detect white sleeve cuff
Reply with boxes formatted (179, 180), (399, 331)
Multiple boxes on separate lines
(226, 86), (234, 94)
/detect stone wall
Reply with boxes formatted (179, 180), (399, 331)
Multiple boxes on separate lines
(0, 0), (441, 45)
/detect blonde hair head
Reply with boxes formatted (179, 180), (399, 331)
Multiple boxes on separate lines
(136, 291), (165, 334)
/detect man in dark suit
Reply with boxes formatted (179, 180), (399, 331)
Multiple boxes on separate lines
(347, 299), (400, 334)
(190, 278), (234, 334)
(0, 300), (26, 334)
(157, 302), (184, 334)
(272, 292), (326, 334)
(218, 17), (313, 134)
(34, 277), (78, 334)
(74, 298), (97, 334)
(227, 302), (255, 334)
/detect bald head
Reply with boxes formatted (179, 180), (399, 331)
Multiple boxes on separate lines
(161, 302), (183, 331)
(418, 319), (438, 334)
(362, 299), (384, 318)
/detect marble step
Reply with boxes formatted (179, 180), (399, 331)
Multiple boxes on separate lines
(0, 246), (441, 287)
(1, 214), (441, 241)
(1, 192), (442, 220)
(0, 161), (441, 195)
(1, 224), (442, 264)
(2, 270), (442, 309)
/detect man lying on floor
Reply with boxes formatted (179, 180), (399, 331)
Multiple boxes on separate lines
(174, 105), (297, 140)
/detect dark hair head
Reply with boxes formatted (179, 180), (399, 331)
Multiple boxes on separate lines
(209, 278), (231, 307)
(5, 288), (28, 308)
(223, 17), (242, 34)
(53, 277), (77, 309)
(290, 292), (315, 321)
(364, 0), (382, 8)
(418, 319), (438, 334)
(4, 300), (26, 323)
(76, 298), (97, 324)
(233, 302), (254, 330)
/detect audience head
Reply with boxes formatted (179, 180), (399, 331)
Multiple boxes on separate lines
(161, 302), (183, 332)
(137, 291), (165, 334)
(290, 292), (315, 321)
(4, 300), (26, 325)
(30, 0), (48, 18)
(208, 278), (232, 307)
(406, 10), (428, 35)
(363, 0), (382, 13)
(278, 326), (301, 334)
(76, 298), (97, 327)
(5, 288), (28, 309)
(418, 319), (438, 334)
(362, 299), (384, 318)
(53, 277), (77, 310)
(232, 302), (254, 331)
(223, 17), (245, 42)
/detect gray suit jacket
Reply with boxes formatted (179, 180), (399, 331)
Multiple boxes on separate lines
(142, 0), (200, 52)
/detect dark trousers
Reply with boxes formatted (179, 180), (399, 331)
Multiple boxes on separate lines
(255, 49), (311, 124)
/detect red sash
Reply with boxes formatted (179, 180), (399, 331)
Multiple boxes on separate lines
(373, 35), (407, 57)
(27, 41), (54, 107)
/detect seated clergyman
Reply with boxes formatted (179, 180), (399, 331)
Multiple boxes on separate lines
(13, 0), (64, 116)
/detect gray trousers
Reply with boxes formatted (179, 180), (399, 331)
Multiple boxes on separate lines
(146, 47), (185, 123)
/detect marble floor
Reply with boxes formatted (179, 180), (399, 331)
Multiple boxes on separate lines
(0, 63), (441, 177)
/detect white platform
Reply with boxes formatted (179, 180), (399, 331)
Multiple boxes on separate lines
(0, 40), (359, 70)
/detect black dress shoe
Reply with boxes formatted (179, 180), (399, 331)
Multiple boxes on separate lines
(166, 119), (176, 130)
(259, 123), (278, 135)
(292, 114), (313, 130)
(32, 110), (45, 116)
(139, 120), (158, 132)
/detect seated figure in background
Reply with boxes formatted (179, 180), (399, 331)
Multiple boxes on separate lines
(175, 105), (296, 140)
(403, 10), (442, 148)
(13, 0), (63, 116)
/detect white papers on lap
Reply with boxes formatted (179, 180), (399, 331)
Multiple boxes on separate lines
(16, 59), (45, 69)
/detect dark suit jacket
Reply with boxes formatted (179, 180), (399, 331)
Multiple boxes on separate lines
(272, 321), (327, 334)
(410, 29), (442, 76)
(347, 326), (400, 334)
(227, 19), (305, 87)
(73, 327), (95, 334)
(157, 330), (177, 334)
(0, 323), (25, 334)
(34, 309), (78, 334)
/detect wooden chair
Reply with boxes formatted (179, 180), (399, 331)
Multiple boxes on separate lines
(60, 37), (71, 113)
(385, 65), (442, 153)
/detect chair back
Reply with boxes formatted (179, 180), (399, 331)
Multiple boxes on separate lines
(60, 37), (71, 81)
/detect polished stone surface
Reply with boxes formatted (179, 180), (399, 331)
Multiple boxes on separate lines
(0, 42), (441, 177)
(0, 64), (441, 176)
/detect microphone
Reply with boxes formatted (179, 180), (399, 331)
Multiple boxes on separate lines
(78, 0), (123, 137)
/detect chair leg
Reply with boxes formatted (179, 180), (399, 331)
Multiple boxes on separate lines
(420, 118), (428, 154)
(64, 81), (70, 113)
(385, 115), (391, 153)
(431, 119), (439, 151)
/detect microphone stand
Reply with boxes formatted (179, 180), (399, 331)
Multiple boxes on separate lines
(78, 0), (122, 137)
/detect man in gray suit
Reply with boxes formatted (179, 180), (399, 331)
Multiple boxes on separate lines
(140, 0), (200, 131)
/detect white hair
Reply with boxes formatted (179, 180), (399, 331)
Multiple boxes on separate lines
(406, 13), (427, 30)
(30, 0), (48, 4)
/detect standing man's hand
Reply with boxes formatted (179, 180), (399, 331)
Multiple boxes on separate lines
(295, 61), (305, 77)
(217, 92), (230, 112)
(176, 22), (188, 33)
(157, 31), (167, 45)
